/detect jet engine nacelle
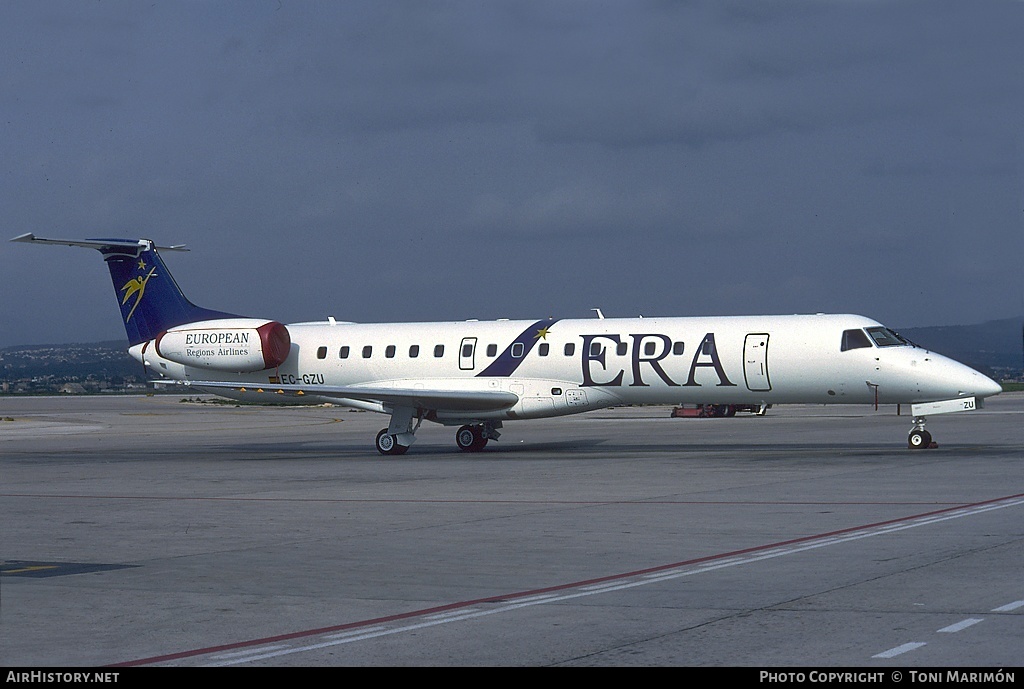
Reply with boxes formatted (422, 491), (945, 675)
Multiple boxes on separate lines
(155, 318), (291, 372)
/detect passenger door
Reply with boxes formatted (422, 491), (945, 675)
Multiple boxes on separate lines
(744, 333), (771, 391)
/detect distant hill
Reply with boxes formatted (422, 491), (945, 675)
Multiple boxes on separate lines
(898, 316), (1023, 377)
(0, 340), (141, 380)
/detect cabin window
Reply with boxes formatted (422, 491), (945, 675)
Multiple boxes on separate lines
(673, 341), (685, 355)
(841, 329), (873, 352)
(385, 345), (396, 358)
(590, 341), (602, 357)
(538, 343), (549, 356)
(462, 343), (473, 358)
(316, 346), (327, 359)
(487, 344), (497, 357)
(511, 342), (525, 358)
(339, 346), (350, 359)
(409, 345), (419, 358)
(564, 343), (575, 356)
(551, 387), (562, 395)
(434, 344), (444, 358)
(616, 342), (627, 356)
(362, 345), (372, 358)
(644, 341), (657, 356)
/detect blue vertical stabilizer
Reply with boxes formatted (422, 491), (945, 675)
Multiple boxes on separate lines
(10, 234), (239, 345)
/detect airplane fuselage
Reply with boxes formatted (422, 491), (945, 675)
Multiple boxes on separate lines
(14, 234), (1001, 453)
(130, 313), (997, 423)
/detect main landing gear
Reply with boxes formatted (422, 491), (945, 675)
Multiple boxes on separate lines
(375, 406), (422, 456)
(908, 416), (938, 450)
(455, 423), (501, 452)
(376, 428), (410, 455)
(375, 414), (502, 455)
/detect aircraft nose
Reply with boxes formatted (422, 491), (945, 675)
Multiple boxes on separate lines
(976, 373), (1003, 398)
(953, 361), (1002, 399)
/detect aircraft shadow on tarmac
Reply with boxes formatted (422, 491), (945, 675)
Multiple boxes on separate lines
(193, 437), (1010, 461)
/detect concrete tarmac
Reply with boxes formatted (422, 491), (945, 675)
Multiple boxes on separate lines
(1, 392), (1021, 667)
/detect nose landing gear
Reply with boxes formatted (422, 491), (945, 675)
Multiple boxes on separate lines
(908, 416), (938, 449)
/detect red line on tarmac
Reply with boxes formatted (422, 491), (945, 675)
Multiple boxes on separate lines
(110, 491), (1024, 667)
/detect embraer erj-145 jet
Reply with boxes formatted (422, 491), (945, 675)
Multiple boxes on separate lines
(13, 234), (1002, 454)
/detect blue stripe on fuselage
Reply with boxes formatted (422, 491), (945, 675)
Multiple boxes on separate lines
(476, 319), (560, 378)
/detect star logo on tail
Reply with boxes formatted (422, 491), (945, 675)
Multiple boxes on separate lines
(120, 267), (156, 322)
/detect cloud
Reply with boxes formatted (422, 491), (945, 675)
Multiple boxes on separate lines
(1, 1), (1022, 347)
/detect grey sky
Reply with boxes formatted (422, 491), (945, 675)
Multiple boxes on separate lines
(2, 0), (1022, 347)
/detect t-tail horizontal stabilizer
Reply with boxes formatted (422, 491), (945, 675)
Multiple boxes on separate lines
(10, 233), (190, 253)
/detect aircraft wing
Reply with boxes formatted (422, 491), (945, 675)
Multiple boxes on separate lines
(175, 380), (520, 412)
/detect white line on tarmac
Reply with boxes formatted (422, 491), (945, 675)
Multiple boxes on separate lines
(992, 600), (1024, 612)
(938, 618), (984, 633)
(872, 642), (927, 659)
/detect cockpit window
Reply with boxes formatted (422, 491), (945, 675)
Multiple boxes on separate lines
(841, 329), (873, 351)
(865, 326), (907, 347)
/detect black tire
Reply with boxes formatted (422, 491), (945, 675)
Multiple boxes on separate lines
(456, 425), (488, 452)
(908, 429), (932, 450)
(376, 428), (408, 456)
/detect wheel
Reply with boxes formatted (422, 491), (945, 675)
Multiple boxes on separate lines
(376, 428), (408, 456)
(456, 425), (488, 452)
(724, 405), (737, 417)
(908, 429), (932, 450)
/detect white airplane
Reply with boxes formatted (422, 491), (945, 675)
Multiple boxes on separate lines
(12, 233), (1003, 454)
